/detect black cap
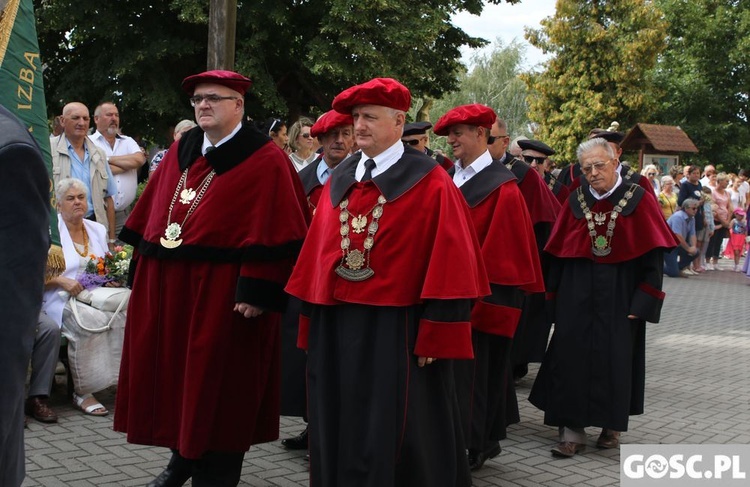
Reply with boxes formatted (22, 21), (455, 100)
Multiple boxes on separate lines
(517, 139), (555, 156)
(588, 128), (625, 143)
(403, 121), (433, 137)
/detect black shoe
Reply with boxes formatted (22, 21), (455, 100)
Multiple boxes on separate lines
(281, 427), (308, 450)
(147, 451), (194, 487)
(468, 443), (502, 471)
(146, 468), (192, 487)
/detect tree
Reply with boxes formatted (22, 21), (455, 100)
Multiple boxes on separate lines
(427, 38), (532, 155)
(651, 0), (750, 172)
(36, 0), (519, 145)
(523, 0), (666, 165)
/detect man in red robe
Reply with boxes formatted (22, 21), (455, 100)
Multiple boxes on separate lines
(433, 104), (544, 472)
(280, 109), (353, 451)
(285, 78), (490, 487)
(114, 70), (309, 487)
(530, 137), (677, 457)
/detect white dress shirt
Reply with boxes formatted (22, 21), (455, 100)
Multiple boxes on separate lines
(452, 150), (493, 188)
(91, 131), (142, 210)
(355, 141), (405, 181)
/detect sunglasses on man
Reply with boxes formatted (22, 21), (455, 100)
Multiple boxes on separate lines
(523, 155), (547, 165)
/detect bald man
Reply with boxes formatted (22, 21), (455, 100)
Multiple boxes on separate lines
(51, 102), (117, 244)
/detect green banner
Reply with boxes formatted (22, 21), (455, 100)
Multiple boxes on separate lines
(0, 0), (63, 273)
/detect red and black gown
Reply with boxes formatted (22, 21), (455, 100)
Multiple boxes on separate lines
(451, 160), (545, 454)
(530, 181), (677, 431)
(286, 147), (490, 487)
(114, 123), (309, 459)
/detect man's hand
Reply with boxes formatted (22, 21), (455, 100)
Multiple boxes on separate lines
(234, 302), (263, 318)
(417, 357), (436, 367)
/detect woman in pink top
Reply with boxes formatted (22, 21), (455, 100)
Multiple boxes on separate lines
(706, 173), (734, 270)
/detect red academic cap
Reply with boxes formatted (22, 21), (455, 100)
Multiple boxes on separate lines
(310, 110), (354, 138)
(332, 78), (411, 113)
(433, 104), (497, 136)
(181, 70), (252, 95)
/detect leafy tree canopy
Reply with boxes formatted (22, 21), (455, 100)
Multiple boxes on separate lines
(36, 0), (518, 146)
(651, 0), (750, 172)
(427, 38), (532, 156)
(523, 0), (666, 165)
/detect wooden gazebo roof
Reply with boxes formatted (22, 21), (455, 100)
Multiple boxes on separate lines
(621, 123), (699, 153)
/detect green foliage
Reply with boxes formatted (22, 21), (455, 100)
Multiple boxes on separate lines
(428, 38), (532, 155)
(651, 0), (750, 172)
(523, 0), (666, 165)
(36, 0), (518, 146)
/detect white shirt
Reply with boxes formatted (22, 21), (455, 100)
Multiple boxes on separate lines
(589, 171), (623, 200)
(355, 141), (404, 181)
(201, 121), (242, 155)
(91, 131), (142, 211)
(452, 150), (493, 188)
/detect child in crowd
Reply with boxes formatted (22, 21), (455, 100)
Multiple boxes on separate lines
(727, 208), (747, 271)
(695, 187), (715, 272)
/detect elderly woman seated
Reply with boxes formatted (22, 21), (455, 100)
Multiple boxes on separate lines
(41, 178), (128, 416)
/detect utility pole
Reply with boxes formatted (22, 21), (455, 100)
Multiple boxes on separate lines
(207, 0), (237, 70)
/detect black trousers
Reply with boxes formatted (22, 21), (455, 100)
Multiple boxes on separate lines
(169, 449), (245, 487)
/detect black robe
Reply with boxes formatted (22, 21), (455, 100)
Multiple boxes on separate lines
(529, 181), (676, 431)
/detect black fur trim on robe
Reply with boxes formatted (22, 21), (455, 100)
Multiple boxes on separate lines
(177, 122), (271, 175)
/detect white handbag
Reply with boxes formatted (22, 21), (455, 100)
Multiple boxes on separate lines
(70, 287), (130, 332)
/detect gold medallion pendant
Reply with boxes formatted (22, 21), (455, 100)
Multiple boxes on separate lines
(160, 223), (183, 248)
(335, 195), (386, 282)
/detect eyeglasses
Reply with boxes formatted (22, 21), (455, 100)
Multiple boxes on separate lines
(648, 172), (656, 176)
(403, 139), (421, 146)
(581, 159), (613, 174)
(301, 133), (312, 139)
(523, 155), (547, 165)
(487, 134), (508, 145)
(189, 94), (238, 107)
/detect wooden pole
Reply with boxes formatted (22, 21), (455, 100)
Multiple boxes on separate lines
(207, 0), (237, 70)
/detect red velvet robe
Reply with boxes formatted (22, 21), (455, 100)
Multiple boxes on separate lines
(286, 148), (489, 487)
(453, 160), (545, 452)
(287, 150), (490, 358)
(113, 123), (309, 459)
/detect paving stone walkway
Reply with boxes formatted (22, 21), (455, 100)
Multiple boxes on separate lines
(22, 260), (750, 486)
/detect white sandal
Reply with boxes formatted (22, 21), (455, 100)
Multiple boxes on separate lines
(73, 393), (109, 416)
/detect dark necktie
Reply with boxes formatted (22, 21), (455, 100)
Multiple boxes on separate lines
(205, 146), (216, 154)
(361, 158), (376, 182)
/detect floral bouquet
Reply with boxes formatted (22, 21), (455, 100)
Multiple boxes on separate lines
(78, 245), (133, 289)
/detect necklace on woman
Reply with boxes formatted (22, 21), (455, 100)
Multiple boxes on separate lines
(161, 167), (216, 249)
(74, 225), (89, 257)
(335, 195), (386, 281)
(577, 184), (637, 257)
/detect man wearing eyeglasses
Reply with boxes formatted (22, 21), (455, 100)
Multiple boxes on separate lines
(401, 121), (453, 170)
(518, 139), (570, 206)
(488, 120), (560, 386)
(560, 127), (656, 198)
(114, 70), (309, 487)
(434, 104), (544, 473)
(531, 137), (677, 458)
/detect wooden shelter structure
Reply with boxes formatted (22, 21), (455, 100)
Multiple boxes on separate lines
(621, 123), (699, 173)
